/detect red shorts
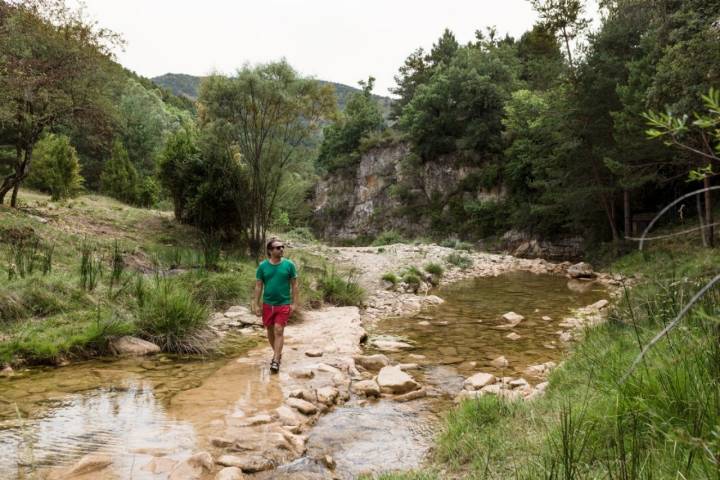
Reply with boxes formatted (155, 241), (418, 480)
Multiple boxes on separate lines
(262, 304), (291, 328)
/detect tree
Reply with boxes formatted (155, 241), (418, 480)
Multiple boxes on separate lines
(529, 0), (590, 73)
(0, 0), (120, 206)
(516, 24), (565, 91)
(317, 77), (385, 172)
(198, 61), (336, 260)
(25, 134), (84, 200)
(101, 141), (140, 205)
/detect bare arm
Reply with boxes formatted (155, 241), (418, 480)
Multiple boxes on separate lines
(291, 277), (299, 313)
(253, 280), (263, 316)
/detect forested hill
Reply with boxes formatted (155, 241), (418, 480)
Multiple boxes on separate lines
(152, 73), (393, 115)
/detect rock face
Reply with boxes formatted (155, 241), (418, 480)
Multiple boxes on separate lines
(502, 230), (584, 261)
(109, 336), (160, 356)
(313, 143), (504, 240)
(377, 365), (420, 394)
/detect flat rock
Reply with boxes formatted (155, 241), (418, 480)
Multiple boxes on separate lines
(542, 316), (552, 321)
(216, 455), (273, 473)
(216, 467), (245, 480)
(505, 332), (521, 340)
(305, 349), (323, 357)
(243, 414), (273, 426)
(286, 397), (318, 415)
(210, 437), (235, 448)
(371, 339), (413, 351)
(352, 379), (381, 397)
(276, 405), (304, 426)
(464, 372), (496, 390)
(109, 336), (160, 356)
(589, 299), (609, 310)
(377, 365), (420, 394)
(289, 389), (317, 402)
(502, 312), (525, 324)
(394, 388), (427, 402)
(290, 368), (315, 379)
(169, 452), (213, 480)
(491, 356), (509, 368)
(64, 454), (113, 477)
(353, 354), (390, 371)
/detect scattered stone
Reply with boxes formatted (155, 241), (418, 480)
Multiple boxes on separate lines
(108, 336), (160, 356)
(352, 379), (381, 397)
(286, 397), (318, 415)
(424, 295), (444, 305)
(216, 467), (245, 480)
(289, 389), (317, 403)
(210, 437), (235, 448)
(290, 368), (315, 379)
(323, 455), (336, 470)
(491, 356), (509, 368)
(479, 384), (502, 396)
(567, 262), (595, 279)
(169, 452), (213, 480)
(216, 455), (273, 473)
(398, 363), (420, 370)
(305, 349), (323, 357)
(394, 388), (427, 402)
(542, 316), (552, 321)
(353, 354), (390, 371)
(408, 354), (426, 360)
(242, 414), (273, 426)
(536, 381), (549, 392)
(509, 378), (529, 388)
(276, 405), (304, 426)
(1, 365), (13, 377)
(559, 331), (573, 342)
(418, 320), (431, 326)
(372, 339), (413, 351)
(316, 386), (339, 405)
(64, 454), (113, 477)
(455, 390), (482, 402)
(506, 332), (521, 340)
(377, 365), (420, 394)
(463, 372), (496, 390)
(590, 299), (609, 310)
(502, 312), (525, 324)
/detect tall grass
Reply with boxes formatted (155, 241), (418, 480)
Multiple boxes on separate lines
(318, 267), (365, 306)
(445, 251), (473, 270)
(79, 242), (102, 291)
(135, 281), (211, 354)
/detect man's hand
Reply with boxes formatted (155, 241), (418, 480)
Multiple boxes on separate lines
(290, 302), (299, 316)
(253, 302), (262, 317)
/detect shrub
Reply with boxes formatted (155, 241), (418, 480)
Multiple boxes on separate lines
(101, 141), (141, 205)
(372, 229), (407, 246)
(25, 134), (84, 200)
(402, 272), (422, 293)
(445, 252), (473, 270)
(178, 271), (252, 310)
(135, 281), (211, 354)
(424, 262), (444, 276)
(318, 268), (365, 306)
(285, 227), (317, 243)
(381, 272), (398, 285)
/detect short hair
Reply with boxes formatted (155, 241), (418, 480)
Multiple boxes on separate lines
(266, 237), (281, 257)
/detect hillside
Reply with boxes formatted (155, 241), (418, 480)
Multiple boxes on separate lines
(152, 73), (393, 116)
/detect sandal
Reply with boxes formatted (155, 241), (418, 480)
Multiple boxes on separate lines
(270, 360), (280, 373)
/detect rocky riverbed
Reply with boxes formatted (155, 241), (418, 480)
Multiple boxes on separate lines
(3, 244), (624, 479)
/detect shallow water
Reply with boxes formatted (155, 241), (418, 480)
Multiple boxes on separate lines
(0, 272), (605, 479)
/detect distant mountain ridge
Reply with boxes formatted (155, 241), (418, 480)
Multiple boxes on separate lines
(152, 73), (392, 115)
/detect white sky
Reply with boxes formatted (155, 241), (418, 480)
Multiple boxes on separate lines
(73, 0), (598, 97)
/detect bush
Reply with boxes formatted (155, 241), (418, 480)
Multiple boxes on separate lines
(25, 134), (84, 200)
(440, 238), (474, 251)
(381, 272), (399, 285)
(135, 281), (211, 354)
(177, 270), (252, 310)
(445, 252), (473, 269)
(318, 268), (365, 306)
(402, 272), (422, 292)
(372, 229), (407, 246)
(101, 141), (141, 205)
(285, 227), (317, 243)
(423, 262), (444, 276)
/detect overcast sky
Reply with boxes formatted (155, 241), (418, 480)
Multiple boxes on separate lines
(73, 0), (598, 97)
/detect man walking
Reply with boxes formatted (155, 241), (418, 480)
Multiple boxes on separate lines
(253, 237), (298, 373)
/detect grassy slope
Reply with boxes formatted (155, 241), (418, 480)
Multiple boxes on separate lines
(0, 191), (253, 364)
(377, 241), (720, 479)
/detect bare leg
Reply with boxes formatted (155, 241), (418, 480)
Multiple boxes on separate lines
(266, 325), (276, 355)
(272, 325), (285, 363)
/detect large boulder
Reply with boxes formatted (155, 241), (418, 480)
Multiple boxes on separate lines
(353, 354), (390, 371)
(377, 366), (420, 394)
(567, 262), (595, 279)
(109, 336), (160, 356)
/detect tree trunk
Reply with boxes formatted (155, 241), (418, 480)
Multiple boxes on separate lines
(10, 182), (20, 207)
(697, 193), (708, 247)
(623, 190), (631, 239)
(704, 176), (714, 247)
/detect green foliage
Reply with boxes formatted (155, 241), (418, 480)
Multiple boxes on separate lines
(177, 270), (252, 310)
(317, 77), (386, 172)
(423, 262), (443, 277)
(317, 268), (365, 306)
(135, 280), (210, 354)
(401, 272), (422, 292)
(79, 242), (103, 291)
(445, 252), (473, 270)
(371, 229), (407, 246)
(25, 134), (84, 200)
(285, 227), (317, 244)
(100, 141), (141, 205)
(381, 272), (398, 285)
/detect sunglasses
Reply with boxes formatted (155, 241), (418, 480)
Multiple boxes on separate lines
(271, 245), (285, 250)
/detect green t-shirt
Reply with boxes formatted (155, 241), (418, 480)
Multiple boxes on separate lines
(256, 258), (297, 306)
